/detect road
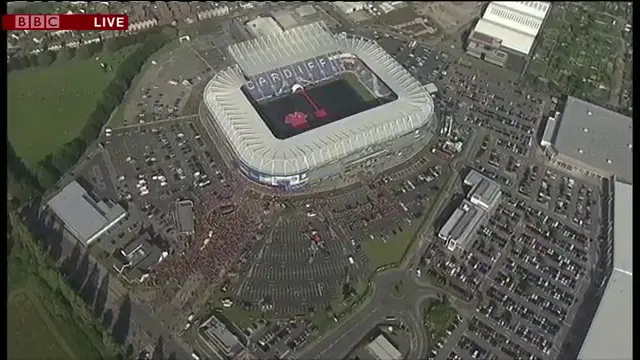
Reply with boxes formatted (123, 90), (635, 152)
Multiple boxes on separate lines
(298, 131), (480, 360)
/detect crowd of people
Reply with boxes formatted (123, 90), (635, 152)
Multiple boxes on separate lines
(149, 171), (279, 292)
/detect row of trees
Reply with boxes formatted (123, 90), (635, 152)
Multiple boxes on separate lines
(8, 26), (178, 207)
(8, 26), (166, 72)
(8, 213), (125, 359)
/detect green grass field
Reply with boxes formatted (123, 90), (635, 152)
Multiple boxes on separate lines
(8, 291), (76, 360)
(8, 46), (138, 169)
(8, 217), (118, 360)
(364, 222), (420, 271)
(343, 71), (377, 103)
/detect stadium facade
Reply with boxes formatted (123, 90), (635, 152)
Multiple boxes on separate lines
(202, 22), (435, 190)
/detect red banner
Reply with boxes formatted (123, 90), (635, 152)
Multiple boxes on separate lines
(3, 14), (128, 31)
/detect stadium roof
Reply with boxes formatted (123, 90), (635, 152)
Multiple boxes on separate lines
(578, 180), (632, 360)
(206, 22), (434, 176)
(228, 22), (340, 77)
(471, 1), (550, 55)
(245, 17), (283, 38)
(47, 181), (127, 244)
(549, 96), (633, 183)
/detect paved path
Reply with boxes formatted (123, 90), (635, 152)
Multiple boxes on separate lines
(297, 130), (481, 360)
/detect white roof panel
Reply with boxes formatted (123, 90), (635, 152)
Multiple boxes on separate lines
(496, 1), (550, 20)
(578, 179), (632, 360)
(473, 18), (536, 55)
(484, 2), (543, 37)
(205, 26), (434, 176)
(552, 97), (633, 182)
(613, 180), (632, 273)
(578, 270), (632, 360)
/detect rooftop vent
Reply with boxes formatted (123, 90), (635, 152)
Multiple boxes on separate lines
(582, 127), (589, 132)
(606, 159), (612, 164)
(578, 148), (584, 154)
(587, 110), (593, 116)
(628, 143), (633, 149)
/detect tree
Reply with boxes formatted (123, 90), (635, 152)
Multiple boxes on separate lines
(103, 37), (124, 53)
(37, 51), (55, 67)
(8, 56), (30, 71)
(57, 46), (75, 62)
(35, 162), (58, 190)
(51, 139), (84, 174)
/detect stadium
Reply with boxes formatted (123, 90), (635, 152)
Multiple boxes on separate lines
(202, 22), (435, 190)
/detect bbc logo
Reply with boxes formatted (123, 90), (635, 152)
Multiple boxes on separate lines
(14, 15), (60, 29)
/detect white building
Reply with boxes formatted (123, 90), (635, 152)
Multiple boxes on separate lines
(333, 1), (367, 14)
(466, 1), (551, 70)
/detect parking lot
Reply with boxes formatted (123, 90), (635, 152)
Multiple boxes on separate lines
(248, 317), (317, 359)
(105, 117), (225, 241)
(189, 29), (235, 71)
(419, 154), (599, 360)
(411, 58), (604, 359)
(233, 215), (369, 315)
(444, 61), (550, 159)
(120, 45), (211, 127)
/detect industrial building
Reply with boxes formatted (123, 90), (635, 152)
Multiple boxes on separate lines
(577, 180), (632, 360)
(438, 171), (501, 251)
(47, 180), (127, 246)
(245, 16), (284, 38)
(466, 1), (551, 72)
(112, 231), (169, 283)
(333, 1), (367, 14)
(540, 96), (633, 183)
(202, 22), (435, 190)
(365, 334), (403, 360)
(538, 96), (632, 359)
(198, 315), (244, 358)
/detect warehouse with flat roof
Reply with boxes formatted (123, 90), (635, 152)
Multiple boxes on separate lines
(365, 334), (403, 360)
(47, 180), (127, 246)
(540, 96), (633, 183)
(577, 180), (632, 360)
(439, 170), (501, 251)
(466, 1), (551, 71)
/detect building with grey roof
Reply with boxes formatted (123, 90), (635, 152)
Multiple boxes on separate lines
(578, 180), (632, 360)
(464, 170), (501, 211)
(439, 171), (501, 251)
(47, 180), (127, 245)
(245, 16), (284, 38)
(112, 232), (169, 283)
(198, 315), (244, 358)
(365, 334), (403, 360)
(176, 199), (195, 235)
(540, 96), (633, 183)
(203, 22), (435, 189)
(295, 4), (317, 17)
(439, 200), (488, 251)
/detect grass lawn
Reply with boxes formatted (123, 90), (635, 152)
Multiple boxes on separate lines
(8, 217), (119, 360)
(217, 306), (264, 331)
(424, 301), (458, 341)
(343, 71), (377, 102)
(8, 46), (138, 169)
(8, 291), (76, 360)
(364, 222), (420, 271)
(8, 275), (115, 360)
